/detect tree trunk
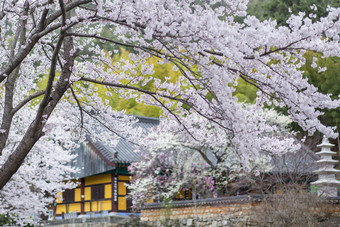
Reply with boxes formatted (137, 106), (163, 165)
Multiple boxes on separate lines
(0, 32), (75, 190)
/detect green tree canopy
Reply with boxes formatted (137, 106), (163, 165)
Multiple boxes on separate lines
(248, 0), (340, 26)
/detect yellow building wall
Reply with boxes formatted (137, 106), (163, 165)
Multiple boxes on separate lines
(84, 202), (91, 212)
(118, 197), (127, 210)
(91, 201), (99, 212)
(69, 203), (81, 213)
(56, 204), (81, 214)
(102, 200), (111, 211)
(83, 200), (111, 212)
(118, 182), (126, 195)
(85, 174), (111, 186)
(74, 188), (81, 202)
(84, 187), (91, 200)
(56, 204), (66, 214)
(105, 184), (112, 198)
(118, 175), (130, 181)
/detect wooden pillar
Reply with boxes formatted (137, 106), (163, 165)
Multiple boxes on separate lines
(81, 178), (85, 214)
(111, 172), (118, 212)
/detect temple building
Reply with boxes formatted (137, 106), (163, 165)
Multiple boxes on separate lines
(54, 116), (159, 216)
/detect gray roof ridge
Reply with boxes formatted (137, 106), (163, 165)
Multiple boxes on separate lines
(85, 115), (159, 165)
(129, 114), (160, 124)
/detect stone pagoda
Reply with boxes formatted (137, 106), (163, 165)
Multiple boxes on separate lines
(312, 136), (340, 197)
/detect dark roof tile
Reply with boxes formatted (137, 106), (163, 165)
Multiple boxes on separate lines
(89, 116), (159, 164)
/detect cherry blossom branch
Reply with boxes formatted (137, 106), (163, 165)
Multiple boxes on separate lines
(80, 77), (233, 136)
(45, 0), (92, 25)
(148, 92), (199, 141)
(36, 35), (65, 121)
(0, 23), (62, 84)
(154, 40), (230, 122)
(65, 32), (163, 57)
(243, 37), (311, 60)
(80, 77), (192, 105)
(81, 107), (139, 146)
(0, 0), (90, 84)
(198, 50), (278, 100)
(0, 4), (29, 156)
(0, 8), (78, 190)
(11, 90), (46, 115)
(70, 87), (84, 130)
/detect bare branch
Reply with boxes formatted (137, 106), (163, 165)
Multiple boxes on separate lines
(80, 77), (233, 134)
(37, 0), (53, 30)
(59, 0), (67, 27)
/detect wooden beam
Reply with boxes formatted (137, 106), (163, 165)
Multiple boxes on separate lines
(111, 172), (118, 212)
(81, 178), (85, 214)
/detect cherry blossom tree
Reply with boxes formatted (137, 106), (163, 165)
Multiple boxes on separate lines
(0, 0), (340, 223)
(128, 109), (298, 207)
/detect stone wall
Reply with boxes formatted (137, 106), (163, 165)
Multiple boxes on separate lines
(139, 195), (340, 227)
(142, 203), (252, 222)
(139, 196), (254, 227)
(141, 195), (254, 222)
(139, 212), (340, 227)
(141, 215), (248, 227)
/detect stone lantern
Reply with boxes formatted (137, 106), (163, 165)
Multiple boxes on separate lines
(311, 136), (340, 197)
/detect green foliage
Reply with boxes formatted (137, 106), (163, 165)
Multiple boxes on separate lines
(248, 0), (339, 26)
(264, 0), (330, 26)
(301, 52), (340, 130)
(233, 77), (258, 104)
(246, 0), (272, 21)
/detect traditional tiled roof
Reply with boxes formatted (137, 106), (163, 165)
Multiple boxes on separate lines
(89, 116), (159, 164)
(71, 116), (159, 178)
(143, 195), (252, 209)
(143, 194), (340, 209)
